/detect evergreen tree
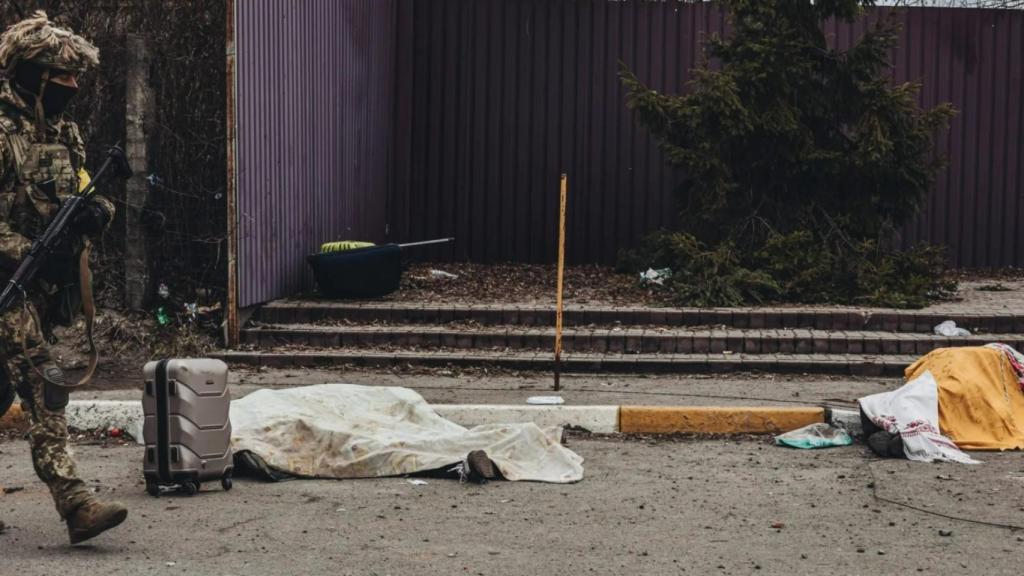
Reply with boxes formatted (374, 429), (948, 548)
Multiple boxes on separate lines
(620, 0), (956, 307)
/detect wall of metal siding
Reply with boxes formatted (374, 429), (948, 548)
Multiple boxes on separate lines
(235, 0), (395, 307)
(391, 0), (727, 264)
(391, 2), (1024, 267)
(827, 7), (1024, 267)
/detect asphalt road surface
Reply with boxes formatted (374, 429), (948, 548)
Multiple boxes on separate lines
(1, 436), (1022, 576)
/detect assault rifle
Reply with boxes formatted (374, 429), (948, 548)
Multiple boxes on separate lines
(0, 145), (132, 314)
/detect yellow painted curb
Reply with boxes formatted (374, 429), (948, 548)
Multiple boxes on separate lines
(619, 406), (825, 435)
(0, 404), (27, 430)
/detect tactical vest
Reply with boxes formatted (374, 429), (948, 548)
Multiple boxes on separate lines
(0, 109), (79, 235)
(0, 106), (83, 327)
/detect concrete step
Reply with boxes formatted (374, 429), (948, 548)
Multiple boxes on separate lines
(214, 349), (916, 377)
(255, 300), (1024, 333)
(241, 324), (1024, 356)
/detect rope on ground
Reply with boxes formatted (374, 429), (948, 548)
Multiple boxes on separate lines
(867, 463), (1024, 532)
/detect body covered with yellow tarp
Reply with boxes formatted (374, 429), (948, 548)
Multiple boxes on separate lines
(905, 347), (1024, 451)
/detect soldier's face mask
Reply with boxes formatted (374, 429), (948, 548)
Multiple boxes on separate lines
(40, 80), (78, 117)
(12, 61), (79, 118)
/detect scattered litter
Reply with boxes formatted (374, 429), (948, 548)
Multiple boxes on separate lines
(770, 522), (785, 529)
(527, 396), (564, 405)
(2, 486), (24, 494)
(407, 479), (429, 486)
(935, 474), (958, 481)
(154, 284), (172, 325)
(639, 267), (672, 287)
(165, 562), (177, 567)
(447, 553), (457, 558)
(108, 427), (123, 438)
(774, 423), (853, 449)
(939, 529), (953, 537)
(499, 499), (511, 504)
(429, 269), (459, 280)
(335, 507), (346, 512)
(934, 320), (970, 337)
(197, 303), (222, 315)
(184, 302), (199, 322)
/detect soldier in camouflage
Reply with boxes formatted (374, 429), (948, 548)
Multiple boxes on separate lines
(0, 12), (126, 544)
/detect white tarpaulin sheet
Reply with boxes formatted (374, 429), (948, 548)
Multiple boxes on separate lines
(229, 384), (585, 483)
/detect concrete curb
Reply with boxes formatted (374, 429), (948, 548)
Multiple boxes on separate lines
(434, 405), (620, 434)
(829, 408), (862, 436)
(620, 406), (825, 435)
(66, 401), (145, 441)
(1, 400), (861, 438)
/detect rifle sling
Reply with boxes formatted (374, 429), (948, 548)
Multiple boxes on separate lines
(20, 237), (98, 388)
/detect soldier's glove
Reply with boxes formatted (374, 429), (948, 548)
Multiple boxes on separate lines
(70, 200), (110, 237)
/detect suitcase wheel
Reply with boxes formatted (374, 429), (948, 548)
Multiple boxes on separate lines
(181, 480), (199, 496)
(145, 480), (160, 497)
(221, 476), (233, 491)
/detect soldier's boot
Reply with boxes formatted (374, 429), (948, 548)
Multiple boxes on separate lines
(66, 497), (127, 545)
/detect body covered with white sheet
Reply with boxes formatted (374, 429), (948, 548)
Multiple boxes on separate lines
(230, 384), (584, 483)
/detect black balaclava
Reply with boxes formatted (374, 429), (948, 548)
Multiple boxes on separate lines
(12, 61), (79, 118)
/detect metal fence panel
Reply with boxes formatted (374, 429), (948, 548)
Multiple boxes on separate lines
(390, 2), (1024, 267)
(235, 0), (395, 307)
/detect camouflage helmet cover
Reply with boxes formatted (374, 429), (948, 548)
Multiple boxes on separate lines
(0, 11), (99, 75)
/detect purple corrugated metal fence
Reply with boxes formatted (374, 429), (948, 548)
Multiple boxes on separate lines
(234, 0), (395, 307)
(392, 0), (728, 264)
(233, 2), (1024, 307)
(390, 2), (1024, 267)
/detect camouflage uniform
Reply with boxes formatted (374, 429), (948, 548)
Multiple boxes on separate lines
(0, 12), (120, 536)
(0, 78), (115, 519)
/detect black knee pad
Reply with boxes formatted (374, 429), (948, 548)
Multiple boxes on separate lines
(42, 365), (69, 410)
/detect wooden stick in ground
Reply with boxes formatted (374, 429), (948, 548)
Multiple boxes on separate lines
(554, 174), (568, 391)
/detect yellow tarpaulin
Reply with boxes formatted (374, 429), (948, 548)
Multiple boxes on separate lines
(905, 347), (1024, 451)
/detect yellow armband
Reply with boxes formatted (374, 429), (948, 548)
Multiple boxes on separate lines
(78, 168), (91, 193)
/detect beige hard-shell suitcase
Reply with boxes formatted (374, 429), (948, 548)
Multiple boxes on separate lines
(142, 359), (233, 496)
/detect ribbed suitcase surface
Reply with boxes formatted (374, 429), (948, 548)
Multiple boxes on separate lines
(142, 358), (233, 496)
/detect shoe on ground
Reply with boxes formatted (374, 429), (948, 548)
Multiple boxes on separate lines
(466, 450), (500, 483)
(867, 431), (895, 458)
(886, 433), (906, 459)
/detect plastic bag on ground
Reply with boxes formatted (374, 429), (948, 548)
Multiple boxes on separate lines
(639, 267), (672, 287)
(774, 422), (853, 449)
(429, 269), (459, 280)
(934, 320), (970, 337)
